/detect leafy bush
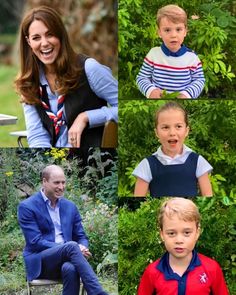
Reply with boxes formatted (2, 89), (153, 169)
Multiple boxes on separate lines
(0, 229), (26, 293)
(118, 100), (236, 197)
(119, 0), (236, 98)
(118, 196), (236, 295)
(83, 203), (118, 275)
(95, 165), (118, 206)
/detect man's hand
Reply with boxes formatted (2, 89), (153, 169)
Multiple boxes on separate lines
(68, 112), (89, 147)
(82, 248), (92, 258)
(79, 244), (92, 258)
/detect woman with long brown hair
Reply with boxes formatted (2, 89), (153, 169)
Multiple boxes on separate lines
(15, 6), (117, 148)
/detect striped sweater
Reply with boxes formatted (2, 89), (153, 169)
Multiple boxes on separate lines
(136, 43), (205, 99)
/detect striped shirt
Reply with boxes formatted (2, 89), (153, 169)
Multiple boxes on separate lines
(136, 43), (205, 99)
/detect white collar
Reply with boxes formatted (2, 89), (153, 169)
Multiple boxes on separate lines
(40, 188), (62, 207)
(153, 145), (193, 165)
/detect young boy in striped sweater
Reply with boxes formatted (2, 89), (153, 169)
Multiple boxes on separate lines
(136, 5), (205, 99)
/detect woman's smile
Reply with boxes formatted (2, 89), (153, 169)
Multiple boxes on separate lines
(27, 19), (61, 70)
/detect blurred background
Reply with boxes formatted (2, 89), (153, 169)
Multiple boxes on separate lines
(0, 0), (118, 147)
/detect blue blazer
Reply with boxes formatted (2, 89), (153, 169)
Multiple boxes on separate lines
(17, 191), (89, 281)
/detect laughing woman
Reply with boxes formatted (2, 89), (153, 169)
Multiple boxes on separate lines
(15, 6), (118, 148)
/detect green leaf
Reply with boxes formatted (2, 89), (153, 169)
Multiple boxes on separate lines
(222, 196), (230, 206)
(217, 16), (230, 28)
(214, 63), (220, 73)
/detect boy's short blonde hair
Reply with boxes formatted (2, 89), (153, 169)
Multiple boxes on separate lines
(157, 5), (187, 27)
(158, 198), (200, 229)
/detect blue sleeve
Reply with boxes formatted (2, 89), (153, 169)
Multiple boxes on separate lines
(72, 206), (89, 248)
(84, 58), (118, 127)
(182, 57), (205, 99)
(18, 203), (58, 252)
(136, 58), (156, 97)
(23, 103), (52, 147)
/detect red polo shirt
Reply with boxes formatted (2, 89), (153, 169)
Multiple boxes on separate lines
(138, 251), (229, 295)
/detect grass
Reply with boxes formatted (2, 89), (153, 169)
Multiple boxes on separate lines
(0, 270), (118, 295)
(0, 65), (27, 147)
(0, 34), (16, 45)
(0, 277), (118, 295)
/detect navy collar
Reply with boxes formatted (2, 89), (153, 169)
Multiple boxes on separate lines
(157, 249), (201, 281)
(161, 43), (188, 57)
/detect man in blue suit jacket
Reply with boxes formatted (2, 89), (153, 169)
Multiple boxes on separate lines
(18, 164), (108, 295)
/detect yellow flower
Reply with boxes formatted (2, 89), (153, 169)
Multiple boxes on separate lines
(46, 148), (69, 160)
(5, 171), (13, 176)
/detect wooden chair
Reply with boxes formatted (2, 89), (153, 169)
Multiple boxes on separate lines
(27, 278), (86, 295)
(101, 120), (118, 148)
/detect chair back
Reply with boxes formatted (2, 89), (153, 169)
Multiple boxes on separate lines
(101, 120), (118, 148)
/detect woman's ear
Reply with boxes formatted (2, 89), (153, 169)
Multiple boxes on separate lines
(25, 36), (31, 46)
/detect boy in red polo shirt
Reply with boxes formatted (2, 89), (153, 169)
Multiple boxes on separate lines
(138, 198), (229, 295)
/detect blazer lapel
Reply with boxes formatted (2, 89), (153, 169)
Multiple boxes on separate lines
(59, 198), (69, 241)
(36, 192), (54, 228)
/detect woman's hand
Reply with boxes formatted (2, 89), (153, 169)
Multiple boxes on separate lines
(68, 112), (89, 147)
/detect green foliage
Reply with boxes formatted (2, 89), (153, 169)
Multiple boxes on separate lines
(77, 149), (117, 203)
(0, 65), (26, 147)
(187, 13), (235, 93)
(96, 165), (118, 206)
(82, 203), (118, 274)
(0, 229), (26, 293)
(119, 100), (236, 196)
(0, 149), (22, 226)
(196, 196), (236, 292)
(119, 199), (162, 295)
(97, 251), (118, 277)
(119, 0), (236, 98)
(118, 197), (236, 295)
(0, 148), (118, 205)
(0, 230), (24, 270)
(0, 34), (16, 45)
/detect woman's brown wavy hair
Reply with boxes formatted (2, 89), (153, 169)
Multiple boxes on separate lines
(15, 6), (82, 105)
